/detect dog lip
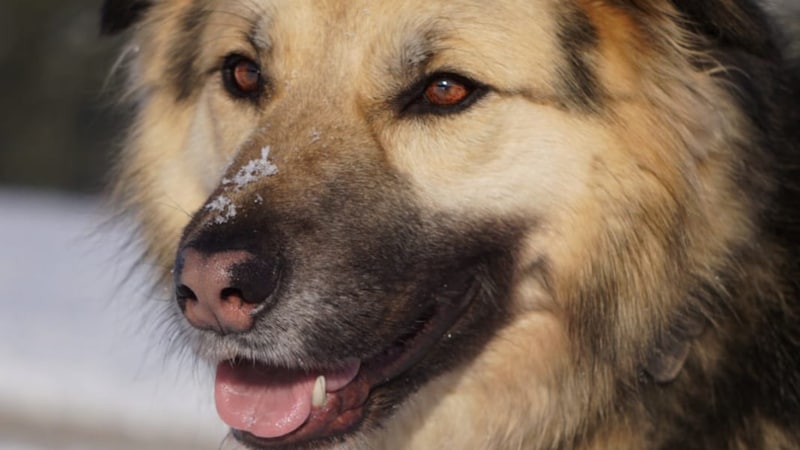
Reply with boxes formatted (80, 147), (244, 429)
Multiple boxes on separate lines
(228, 271), (482, 448)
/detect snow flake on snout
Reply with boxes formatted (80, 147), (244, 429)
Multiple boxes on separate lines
(206, 195), (237, 224)
(222, 146), (278, 191)
(206, 146), (276, 224)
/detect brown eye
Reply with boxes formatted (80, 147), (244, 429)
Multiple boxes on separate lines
(424, 78), (470, 107)
(222, 54), (263, 99)
(400, 72), (487, 116)
(233, 61), (260, 92)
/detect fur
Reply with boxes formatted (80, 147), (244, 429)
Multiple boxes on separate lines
(103, 0), (800, 448)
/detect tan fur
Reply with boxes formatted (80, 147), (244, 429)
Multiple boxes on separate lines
(108, 0), (799, 448)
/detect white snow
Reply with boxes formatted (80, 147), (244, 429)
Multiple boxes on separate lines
(0, 189), (227, 450)
(210, 146), (278, 223)
(222, 146), (278, 191)
(206, 195), (238, 224)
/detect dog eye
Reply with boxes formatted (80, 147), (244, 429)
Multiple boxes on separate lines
(401, 73), (487, 116)
(222, 54), (263, 99)
(424, 78), (470, 107)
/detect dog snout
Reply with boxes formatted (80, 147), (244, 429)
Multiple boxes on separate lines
(174, 247), (280, 333)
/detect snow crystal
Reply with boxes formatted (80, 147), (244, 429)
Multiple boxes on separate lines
(205, 195), (237, 224)
(207, 146), (277, 224)
(222, 146), (278, 191)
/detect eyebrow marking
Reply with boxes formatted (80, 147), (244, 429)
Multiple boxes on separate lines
(556, 5), (603, 112)
(391, 23), (448, 80)
(166, 1), (211, 101)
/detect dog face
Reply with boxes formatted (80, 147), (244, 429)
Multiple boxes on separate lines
(104, 0), (792, 448)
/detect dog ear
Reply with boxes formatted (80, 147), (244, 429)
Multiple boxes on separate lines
(100, 0), (153, 35)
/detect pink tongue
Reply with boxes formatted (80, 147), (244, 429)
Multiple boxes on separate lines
(215, 363), (315, 438)
(214, 360), (361, 439)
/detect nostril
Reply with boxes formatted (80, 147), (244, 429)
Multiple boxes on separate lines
(220, 287), (243, 300)
(176, 284), (198, 310)
(229, 257), (282, 306)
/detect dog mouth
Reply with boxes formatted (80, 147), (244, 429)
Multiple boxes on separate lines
(215, 270), (481, 448)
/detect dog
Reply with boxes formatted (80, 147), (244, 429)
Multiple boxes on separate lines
(101, 0), (800, 448)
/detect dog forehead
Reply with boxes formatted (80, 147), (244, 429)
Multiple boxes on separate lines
(209, 0), (562, 85)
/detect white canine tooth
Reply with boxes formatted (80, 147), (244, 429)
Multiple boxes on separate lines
(312, 375), (326, 407)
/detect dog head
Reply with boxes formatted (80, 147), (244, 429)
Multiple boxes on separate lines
(104, 0), (792, 448)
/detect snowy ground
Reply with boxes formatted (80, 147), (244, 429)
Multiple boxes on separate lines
(0, 190), (227, 449)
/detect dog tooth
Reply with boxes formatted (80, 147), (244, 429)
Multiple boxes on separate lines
(312, 375), (326, 407)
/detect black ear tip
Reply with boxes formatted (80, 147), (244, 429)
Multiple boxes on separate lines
(100, 0), (152, 35)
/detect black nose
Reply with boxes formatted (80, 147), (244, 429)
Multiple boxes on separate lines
(174, 247), (281, 333)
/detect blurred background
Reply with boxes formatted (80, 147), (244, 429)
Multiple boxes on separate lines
(0, 1), (797, 449)
(0, 1), (225, 448)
